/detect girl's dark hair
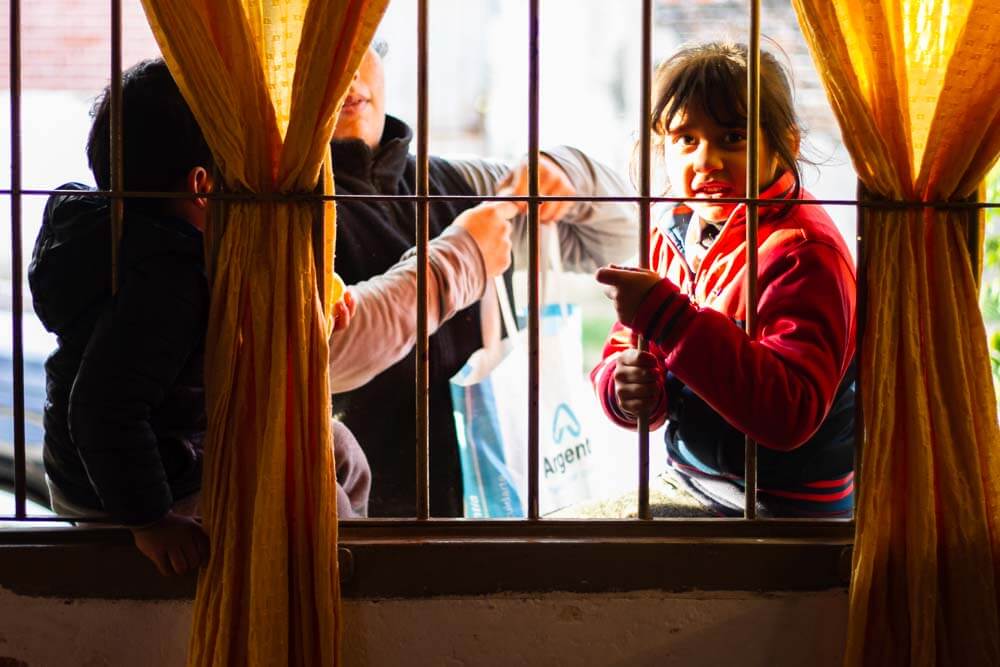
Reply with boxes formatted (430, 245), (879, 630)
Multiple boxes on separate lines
(650, 41), (802, 200)
(86, 58), (214, 208)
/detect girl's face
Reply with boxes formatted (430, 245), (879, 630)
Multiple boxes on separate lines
(662, 103), (781, 225)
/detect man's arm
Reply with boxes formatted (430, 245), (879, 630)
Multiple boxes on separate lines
(448, 146), (638, 272)
(329, 225), (486, 393)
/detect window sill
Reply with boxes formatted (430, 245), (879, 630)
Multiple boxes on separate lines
(0, 520), (852, 600)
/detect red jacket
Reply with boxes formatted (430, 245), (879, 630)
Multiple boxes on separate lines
(592, 172), (856, 465)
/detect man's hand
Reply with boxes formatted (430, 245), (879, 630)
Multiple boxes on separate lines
(131, 511), (209, 576)
(455, 200), (521, 278)
(595, 265), (662, 326)
(332, 290), (356, 333)
(614, 349), (663, 419)
(501, 154), (576, 223)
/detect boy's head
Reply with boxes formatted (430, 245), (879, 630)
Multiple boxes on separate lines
(86, 58), (215, 219)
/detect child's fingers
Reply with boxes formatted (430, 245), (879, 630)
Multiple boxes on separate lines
(494, 187), (527, 216)
(482, 199), (523, 220)
(595, 266), (636, 287)
(332, 301), (351, 332)
(619, 349), (659, 368)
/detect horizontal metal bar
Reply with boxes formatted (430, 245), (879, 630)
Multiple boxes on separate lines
(0, 515), (854, 537)
(8, 188), (999, 209)
(0, 515), (115, 524)
(0, 518), (854, 541)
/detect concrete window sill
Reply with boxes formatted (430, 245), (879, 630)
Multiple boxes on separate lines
(0, 520), (852, 600)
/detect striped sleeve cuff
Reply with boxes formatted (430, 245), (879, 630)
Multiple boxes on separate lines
(630, 278), (695, 347)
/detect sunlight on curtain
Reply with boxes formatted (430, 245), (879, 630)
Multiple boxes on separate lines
(138, 1), (387, 664)
(792, 1), (1000, 664)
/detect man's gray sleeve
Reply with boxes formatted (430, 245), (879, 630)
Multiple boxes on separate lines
(328, 226), (486, 393)
(447, 147), (638, 272)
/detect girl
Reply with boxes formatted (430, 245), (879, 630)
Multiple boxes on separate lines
(592, 42), (856, 517)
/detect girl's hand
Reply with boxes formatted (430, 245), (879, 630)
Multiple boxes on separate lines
(595, 265), (662, 326)
(332, 290), (356, 333)
(614, 349), (663, 419)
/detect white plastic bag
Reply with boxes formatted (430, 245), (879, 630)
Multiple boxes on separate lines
(451, 231), (605, 516)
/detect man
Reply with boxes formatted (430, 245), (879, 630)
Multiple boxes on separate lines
(328, 42), (637, 517)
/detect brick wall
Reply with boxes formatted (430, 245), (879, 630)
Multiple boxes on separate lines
(656, 0), (839, 136)
(0, 0), (161, 91)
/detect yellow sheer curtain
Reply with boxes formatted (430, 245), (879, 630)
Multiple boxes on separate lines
(138, 1), (387, 664)
(791, 1), (1000, 664)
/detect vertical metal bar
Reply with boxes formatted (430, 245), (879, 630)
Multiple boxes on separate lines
(854, 183), (866, 509)
(743, 0), (761, 520)
(9, 0), (25, 518)
(636, 0), (653, 521)
(968, 187), (984, 288)
(527, 0), (541, 520)
(110, 0), (123, 293)
(415, 0), (431, 520)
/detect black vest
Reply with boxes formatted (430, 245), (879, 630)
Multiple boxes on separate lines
(331, 117), (483, 517)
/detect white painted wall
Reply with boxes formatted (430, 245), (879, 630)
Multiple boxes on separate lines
(0, 587), (847, 666)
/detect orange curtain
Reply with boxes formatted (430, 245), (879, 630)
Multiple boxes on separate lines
(138, 1), (387, 664)
(791, 1), (1000, 665)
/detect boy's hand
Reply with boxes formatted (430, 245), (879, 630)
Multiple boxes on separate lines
(614, 349), (663, 418)
(500, 154), (576, 223)
(332, 290), (356, 333)
(455, 200), (521, 278)
(595, 265), (662, 326)
(131, 511), (210, 576)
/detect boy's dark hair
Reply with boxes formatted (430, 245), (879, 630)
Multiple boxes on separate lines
(86, 58), (213, 202)
(650, 41), (803, 201)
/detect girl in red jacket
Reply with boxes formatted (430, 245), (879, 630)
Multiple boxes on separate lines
(592, 42), (856, 517)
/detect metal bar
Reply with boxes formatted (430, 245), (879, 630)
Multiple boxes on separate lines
(743, 0), (761, 520)
(7, 189), (1000, 210)
(0, 516), (855, 538)
(527, 0), (541, 520)
(636, 0), (653, 521)
(854, 184), (866, 506)
(9, 0), (25, 519)
(415, 0), (430, 520)
(967, 188), (984, 284)
(110, 0), (123, 293)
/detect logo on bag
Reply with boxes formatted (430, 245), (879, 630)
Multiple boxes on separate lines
(544, 403), (592, 480)
(552, 403), (581, 444)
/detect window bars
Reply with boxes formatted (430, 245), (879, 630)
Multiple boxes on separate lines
(5, 0), (995, 529)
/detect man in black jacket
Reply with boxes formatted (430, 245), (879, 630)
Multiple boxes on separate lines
(328, 43), (636, 517)
(30, 60), (370, 576)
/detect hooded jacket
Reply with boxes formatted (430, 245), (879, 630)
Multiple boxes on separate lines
(331, 119), (485, 517)
(29, 184), (207, 524)
(591, 172), (856, 512)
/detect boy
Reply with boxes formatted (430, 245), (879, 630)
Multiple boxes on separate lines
(29, 59), (369, 576)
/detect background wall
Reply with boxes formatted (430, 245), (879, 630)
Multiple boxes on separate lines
(0, 587), (847, 666)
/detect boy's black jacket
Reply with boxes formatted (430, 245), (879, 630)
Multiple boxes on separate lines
(29, 183), (207, 524)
